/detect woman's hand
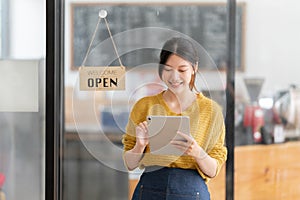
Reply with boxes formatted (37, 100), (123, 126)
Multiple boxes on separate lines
(171, 131), (207, 159)
(171, 131), (218, 177)
(134, 121), (149, 150)
(124, 121), (149, 171)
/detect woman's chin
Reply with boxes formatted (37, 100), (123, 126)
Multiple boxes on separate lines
(168, 84), (187, 94)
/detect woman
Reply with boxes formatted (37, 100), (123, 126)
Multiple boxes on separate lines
(122, 37), (227, 200)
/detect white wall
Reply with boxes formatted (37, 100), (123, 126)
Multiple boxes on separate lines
(237, 0), (300, 100)
(9, 0), (45, 59)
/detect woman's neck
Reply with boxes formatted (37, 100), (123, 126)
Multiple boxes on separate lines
(163, 89), (196, 113)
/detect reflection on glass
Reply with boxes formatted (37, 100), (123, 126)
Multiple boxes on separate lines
(64, 2), (230, 200)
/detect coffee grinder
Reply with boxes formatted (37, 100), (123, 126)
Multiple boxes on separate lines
(243, 78), (265, 143)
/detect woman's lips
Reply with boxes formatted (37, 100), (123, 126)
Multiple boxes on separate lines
(169, 81), (183, 88)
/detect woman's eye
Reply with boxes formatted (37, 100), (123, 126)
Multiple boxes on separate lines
(179, 70), (187, 73)
(164, 68), (172, 71)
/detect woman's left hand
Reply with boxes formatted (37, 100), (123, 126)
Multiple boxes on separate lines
(171, 131), (207, 159)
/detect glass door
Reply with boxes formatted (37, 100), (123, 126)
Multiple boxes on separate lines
(0, 0), (46, 199)
(59, 0), (235, 199)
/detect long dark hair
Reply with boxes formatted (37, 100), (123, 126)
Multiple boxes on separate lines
(159, 37), (199, 91)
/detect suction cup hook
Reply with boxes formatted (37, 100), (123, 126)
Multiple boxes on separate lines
(99, 10), (107, 18)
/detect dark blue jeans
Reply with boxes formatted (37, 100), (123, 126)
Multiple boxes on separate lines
(131, 167), (210, 200)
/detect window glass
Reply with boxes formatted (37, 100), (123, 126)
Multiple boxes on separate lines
(64, 1), (228, 200)
(0, 0), (46, 199)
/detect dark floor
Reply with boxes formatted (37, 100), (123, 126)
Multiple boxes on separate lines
(63, 138), (128, 200)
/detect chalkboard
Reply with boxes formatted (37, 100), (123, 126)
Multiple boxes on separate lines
(71, 3), (245, 70)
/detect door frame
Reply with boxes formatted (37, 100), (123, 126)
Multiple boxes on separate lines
(46, 0), (65, 200)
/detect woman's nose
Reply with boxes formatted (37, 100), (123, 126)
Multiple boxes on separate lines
(170, 70), (180, 80)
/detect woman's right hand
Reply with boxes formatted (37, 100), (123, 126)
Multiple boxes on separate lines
(124, 121), (149, 170)
(135, 121), (149, 150)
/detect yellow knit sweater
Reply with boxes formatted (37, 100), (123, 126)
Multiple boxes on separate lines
(122, 91), (227, 182)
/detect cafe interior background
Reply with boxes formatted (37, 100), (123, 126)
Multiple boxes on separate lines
(0, 0), (300, 199)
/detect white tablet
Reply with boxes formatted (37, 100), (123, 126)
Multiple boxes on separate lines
(147, 115), (191, 156)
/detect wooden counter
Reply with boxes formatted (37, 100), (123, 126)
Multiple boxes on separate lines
(129, 141), (300, 200)
(204, 141), (300, 199)
(233, 141), (300, 200)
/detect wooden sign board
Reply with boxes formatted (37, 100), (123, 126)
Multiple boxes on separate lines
(79, 66), (126, 91)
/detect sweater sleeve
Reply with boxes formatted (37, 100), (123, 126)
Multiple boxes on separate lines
(207, 120), (227, 176)
(195, 103), (227, 181)
(122, 98), (148, 152)
(122, 117), (137, 152)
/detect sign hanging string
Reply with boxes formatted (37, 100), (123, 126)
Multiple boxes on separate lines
(81, 10), (123, 67)
(103, 17), (123, 67)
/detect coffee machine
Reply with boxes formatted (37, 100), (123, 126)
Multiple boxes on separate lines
(243, 78), (265, 144)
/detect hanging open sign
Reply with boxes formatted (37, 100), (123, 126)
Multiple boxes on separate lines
(79, 66), (125, 91)
(79, 10), (126, 91)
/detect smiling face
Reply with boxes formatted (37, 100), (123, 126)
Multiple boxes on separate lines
(162, 54), (195, 94)
(159, 37), (199, 93)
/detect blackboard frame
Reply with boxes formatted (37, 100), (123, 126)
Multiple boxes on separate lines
(70, 2), (246, 71)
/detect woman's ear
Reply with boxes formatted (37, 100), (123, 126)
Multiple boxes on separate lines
(195, 62), (199, 72)
(192, 62), (198, 74)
